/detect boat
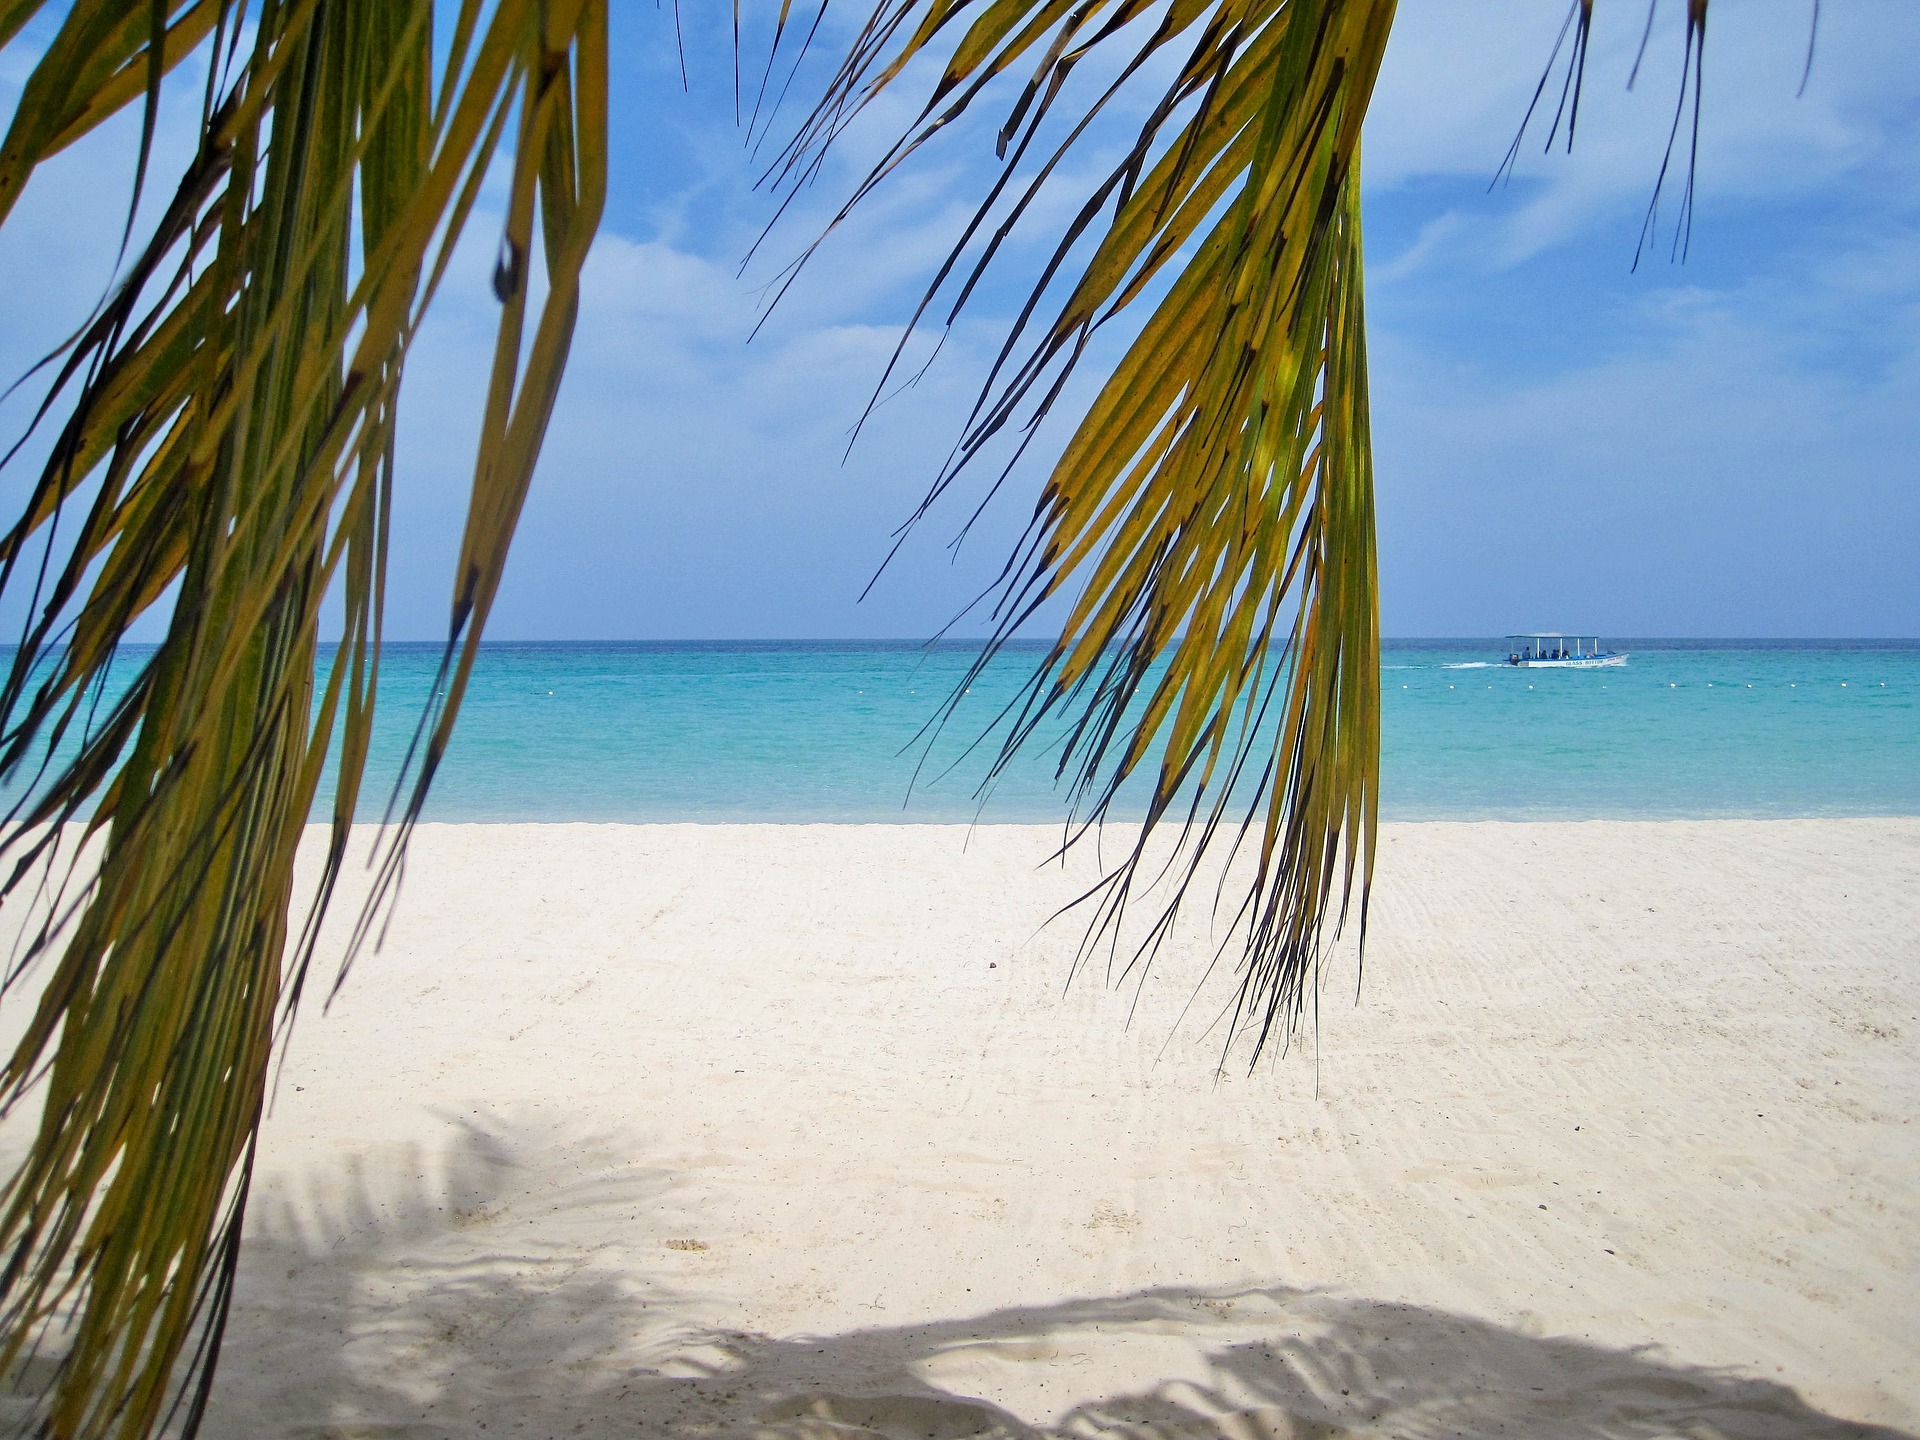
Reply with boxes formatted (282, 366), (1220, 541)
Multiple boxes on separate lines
(1503, 633), (1627, 668)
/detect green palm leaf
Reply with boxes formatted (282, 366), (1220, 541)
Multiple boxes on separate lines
(779, 0), (1395, 1061)
(0, 2), (1732, 1435)
(0, 3), (606, 1434)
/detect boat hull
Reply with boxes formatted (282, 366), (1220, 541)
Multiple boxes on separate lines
(1510, 654), (1628, 668)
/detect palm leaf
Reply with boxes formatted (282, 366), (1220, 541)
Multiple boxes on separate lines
(0, 3), (607, 1435)
(780, 0), (1395, 1062)
(784, 0), (1739, 1059)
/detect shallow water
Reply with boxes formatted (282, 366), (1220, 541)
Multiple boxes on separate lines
(4, 639), (1915, 821)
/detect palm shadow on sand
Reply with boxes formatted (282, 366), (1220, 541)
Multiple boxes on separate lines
(203, 1116), (1909, 1440)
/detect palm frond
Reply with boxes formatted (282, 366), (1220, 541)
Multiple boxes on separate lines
(781, 0), (1395, 1064)
(1500, 0), (1717, 267)
(0, 2), (607, 1435)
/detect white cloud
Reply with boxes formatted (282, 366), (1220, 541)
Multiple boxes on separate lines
(1371, 229), (1920, 635)
(1366, 0), (1920, 269)
(382, 205), (1089, 640)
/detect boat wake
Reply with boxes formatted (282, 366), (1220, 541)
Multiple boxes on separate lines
(1443, 662), (1492, 670)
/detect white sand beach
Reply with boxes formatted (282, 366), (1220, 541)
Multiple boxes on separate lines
(25, 819), (1920, 1436)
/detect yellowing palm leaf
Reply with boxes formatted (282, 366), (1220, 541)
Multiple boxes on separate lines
(0, 3), (605, 1434)
(779, 0), (1394, 1058)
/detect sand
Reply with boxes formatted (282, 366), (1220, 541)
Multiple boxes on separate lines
(13, 819), (1920, 1436)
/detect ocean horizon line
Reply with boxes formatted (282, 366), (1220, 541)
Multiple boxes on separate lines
(313, 634), (1920, 646)
(11, 635), (1910, 654)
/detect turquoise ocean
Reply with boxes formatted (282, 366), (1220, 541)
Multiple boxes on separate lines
(5, 640), (1916, 822)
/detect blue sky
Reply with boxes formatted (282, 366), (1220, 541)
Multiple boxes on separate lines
(1, 1), (1915, 640)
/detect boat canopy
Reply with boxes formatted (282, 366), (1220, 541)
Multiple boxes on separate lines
(1505, 634), (1607, 659)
